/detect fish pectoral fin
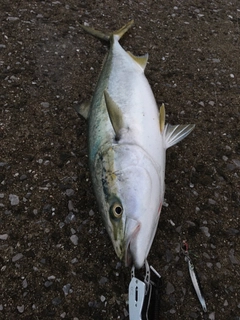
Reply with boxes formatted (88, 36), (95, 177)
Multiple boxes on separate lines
(127, 51), (148, 71)
(73, 100), (90, 119)
(164, 123), (195, 149)
(104, 90), (124, 139)
(159, 103), (165, 133)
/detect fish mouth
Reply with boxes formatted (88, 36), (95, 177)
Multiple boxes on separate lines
(125, 220), (141, 267)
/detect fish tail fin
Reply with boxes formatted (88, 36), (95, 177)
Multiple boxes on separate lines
(113, 20), (134, 41)
(80, 20), (134, 42)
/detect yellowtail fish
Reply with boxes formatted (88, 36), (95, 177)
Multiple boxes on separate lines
(78, 21), (194, 268)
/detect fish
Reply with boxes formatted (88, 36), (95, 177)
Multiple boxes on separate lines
(77, 20), (195, 269)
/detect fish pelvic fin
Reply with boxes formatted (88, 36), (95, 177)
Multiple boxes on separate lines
(104, 90), (124, 140)
(164, 123), (195, 149)
(80, 20), (134, 42)
(73, 100), (90, 119)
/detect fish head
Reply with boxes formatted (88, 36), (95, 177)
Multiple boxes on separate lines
(95, 144), (165, 269)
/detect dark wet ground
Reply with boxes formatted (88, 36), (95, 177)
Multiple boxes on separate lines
(1, 1), (240, 319)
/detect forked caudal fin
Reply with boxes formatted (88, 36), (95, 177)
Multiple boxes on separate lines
(159, 104), (195, 149)
(80, 20), (134, 42)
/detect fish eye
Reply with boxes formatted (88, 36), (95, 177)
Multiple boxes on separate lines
(111, 203), (123, 219)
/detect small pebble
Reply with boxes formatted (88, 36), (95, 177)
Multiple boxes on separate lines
(169, 309), (176, 314)
(20, 174), (27, 181)
(229, 249), (239, 264)
(60, 312), (66, 318)
(208, 198), (216, 205)
(99, 277), (108, 285)
(223, 300), (228, 306)
(70, 235), (78, 245)
(209, 312), (215, 320)
(44, 281), (53, 288)
(59, 222), (65, 228)
(7, 17), (20, 22)
(71, 258), (78, 264)
(0, 304), (3, 311)
(12, 253), (23, 262)
(40, 102), (49, 108)
(100, 295), (106, 302)
(0, 234), (8, 240)
(123, 308), (129, 317)
(17, 305), (24, 313)
(68, 200), (74, 211)
(65, 212), (76, 223)
(89, 209), (94, 216)
(200, 226), (210, 237)
(63, 283), (71, 295)
(203, 252), (210, 259)
(71, 228), (76, 235)
(9, 194), (19, 206)
(189, 312), (198, 319)
(65, 189), (74, 197)
(166, 282), (175, 294)
(22, 279), (28, 289)
(52, 297), (62, 305)
(232, 159), (240, 168)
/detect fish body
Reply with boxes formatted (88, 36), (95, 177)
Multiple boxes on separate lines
(79, 21), (194, 268)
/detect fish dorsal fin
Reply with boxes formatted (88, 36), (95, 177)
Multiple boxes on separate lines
(159, 103), (165, 132)
(164, 123), (195, 149)
(104, 90), (124, 139)
(73, 100), (91, 119)
(127, 51), (148, 70)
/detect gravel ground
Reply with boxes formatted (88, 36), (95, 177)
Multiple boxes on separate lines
(0, 1), (240, 319)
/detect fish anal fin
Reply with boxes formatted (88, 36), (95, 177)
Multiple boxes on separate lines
(164, 123), (195, 149)
(104, 90), (124, 138)
(74, 100), (91, 119)
(127, 51), (148, 70)
(159, 103), (165, 132)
